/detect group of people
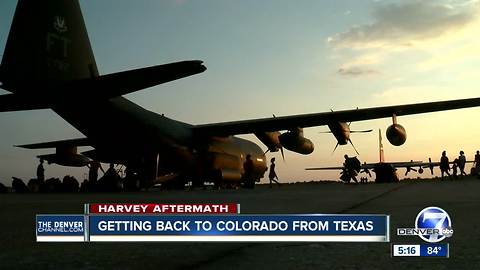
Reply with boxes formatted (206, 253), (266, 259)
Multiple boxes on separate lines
(29, 155), (282, 192)
(24, 159), (126, 192)
(439, 150), (480, 180)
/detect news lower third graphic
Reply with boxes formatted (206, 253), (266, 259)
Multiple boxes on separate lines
(36, 215), (86, 242)
(36, 203), (389, 242)
(392, 206), (452, 258)
(392, 244), (449, 258)
(396, 206), (453, 243)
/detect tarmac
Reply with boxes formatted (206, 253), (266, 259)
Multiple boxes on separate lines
(1, 176), (479, 269)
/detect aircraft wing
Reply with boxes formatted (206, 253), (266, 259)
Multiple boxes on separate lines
(306, 163), (376, 170)
(386, 161), (425, 168)
(193, 97), (480, 136)
(422, 160), (474, 168)
(306, 161), (427, 171)
(307, 160), (475, 172)
(15, 138), (90, 149)
(305, 166), (345, 171)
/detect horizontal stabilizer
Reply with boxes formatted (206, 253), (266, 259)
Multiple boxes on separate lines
(16, 138), (90, 149)
(37, 153), (90, 167)
(0, 94), (49, 112)
(0, 60), (206, 111)
(61, 60), (207, 99)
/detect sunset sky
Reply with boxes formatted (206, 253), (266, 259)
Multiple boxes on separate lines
(1, 0), (480, 185)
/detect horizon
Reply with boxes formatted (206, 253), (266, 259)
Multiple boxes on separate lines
(1, 0), (480, 186)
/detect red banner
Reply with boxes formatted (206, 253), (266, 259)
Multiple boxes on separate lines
(88, 203), (239, 214)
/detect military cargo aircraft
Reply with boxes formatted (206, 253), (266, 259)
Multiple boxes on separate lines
(2, 0), (480, 188)
(306, 130), (432, 183)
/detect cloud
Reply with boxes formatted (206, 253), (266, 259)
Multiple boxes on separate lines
(371, 82), (478, 106)
(337, 67), (380, 76)
(327, 1), (480, 78)
(328, 1), (478, 49)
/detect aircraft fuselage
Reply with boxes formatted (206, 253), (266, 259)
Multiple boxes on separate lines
(52, 96), (267, 185)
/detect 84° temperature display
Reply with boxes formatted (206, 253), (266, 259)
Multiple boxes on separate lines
(392, 244), (449, 258)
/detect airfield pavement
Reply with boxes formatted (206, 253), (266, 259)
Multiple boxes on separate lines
(1, 176), (480, 270)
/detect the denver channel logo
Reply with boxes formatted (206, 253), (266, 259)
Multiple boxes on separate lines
(397, 206), (453, 243)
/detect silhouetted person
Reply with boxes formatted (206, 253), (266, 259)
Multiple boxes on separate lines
(0, 182), (7, 193)
(268, 158), (281, 187)
(405, 160), (417, 176)
(243, 154), (255, 189)
(80, 179), (89, 192)
(101, 163), (121, 191)
(124, 167), (140, 191)
(361, 162), (372, 177)
(36, 159), (45, 183)
(452, 159), (458, 179)
(339, 168), (351, 183)
(12, 177), (29, 193)
(62, 175), (79, 192)
(87, 160), (104, 183)
(440, 151), (451, 180)
(104, 163), (117, 177)
(44, 177), (62, 192)
(475, 151), (480, 174)
(344, 155), (359, 183)
(458, 151), (467, 177)
(27, 178), (41, 193)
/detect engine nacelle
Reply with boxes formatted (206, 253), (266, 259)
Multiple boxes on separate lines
(278, 130), (314, 155)
(37, 146), (90, 167)
(386, 124), (407, 146)
(39, 153), (90, 167)
(254, 131), (281, 152)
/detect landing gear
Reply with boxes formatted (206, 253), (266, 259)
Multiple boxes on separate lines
(160, 178), (186, 190)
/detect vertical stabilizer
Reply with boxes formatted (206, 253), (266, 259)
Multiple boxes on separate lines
(0, 0), (98, 92)
(379, 129), (385, 163)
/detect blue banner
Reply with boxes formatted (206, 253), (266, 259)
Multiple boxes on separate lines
(89, 214), (388, 236)
(420, 244), (449, 257)
(36, 215), (85, 236)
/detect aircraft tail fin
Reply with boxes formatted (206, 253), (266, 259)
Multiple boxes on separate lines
(0, 0), (98, 92)
(379, 129), (385, 163)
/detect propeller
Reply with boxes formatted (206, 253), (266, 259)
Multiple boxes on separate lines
(347, 121), (373, 133)
(321, 121), (372, 155)
(350, 129), (373, 133)
(348, 139), (360, 155)
(331, 139), (359, 155)
(320, 129), (372, 133)
(332, 142), (339, 155)
(264, 147), (285, 162)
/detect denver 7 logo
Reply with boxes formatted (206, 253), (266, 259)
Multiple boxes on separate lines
(415, 207), (452, 243)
